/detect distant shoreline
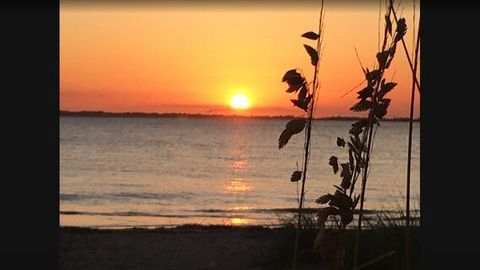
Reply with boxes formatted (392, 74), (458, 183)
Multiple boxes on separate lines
(60, 110), (419, 122)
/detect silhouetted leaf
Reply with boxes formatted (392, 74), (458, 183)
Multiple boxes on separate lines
(298, 84), (308, 101)
(316, 194), (333, 204)
(291, 170), (302, 182)
(329, 190), (352, 210)
(282, 69), (305, 92)
(341, 179), (351, 191)
(301, 31), (320, 40)
(378, 82), (397, 98)
(350, 99), (373, 112)
(286, 84), (303, 93)
(337, 137), (346, 147)
(340, 163), (351, 181)
(290, 99), (302, 108)
(375, 98), (391, 119)
(366, 69), (381, 82)
(395, 18), (407, 43)
(381, 98), (391, 107)
(286, 118), (306, 133)
(341, 176), (351, 190)
(304, 94), (313, 106)
(278, 131), (291, 149)
(376, 50), (389, 70)
(333, 185), (344, 192)
(304, 44), (319, 66)
(328, 197), (341, 209)
(386, 14), (392, 36)
(375, 104), (388, 119)
(340, 208), (353, 225)
(386, 44), (397, 68)
(352, 119), (369, 130)
(291, 93), (313, 112)
(338, 190), (353, 208)
(282, 69), (301, 83)
(357, 86), (374, 99)
(290, 99), (308, 112)
(278, 118), (306, 149)
(329, 156), (339, 174)
(349, 126), (362, 136)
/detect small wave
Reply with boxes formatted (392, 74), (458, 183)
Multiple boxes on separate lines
(114, 183), (144, 187)
(196, 208), (317, 214)
(113, 192), (194, 200)
(60, 192), (195, 202)
(60, 194), (97, 201)
(196, 207), (396, 215)
(61, 211), (190, 218)
(60, 211), (269, 220)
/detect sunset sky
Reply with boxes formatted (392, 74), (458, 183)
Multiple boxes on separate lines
(60, 1), (420, 118)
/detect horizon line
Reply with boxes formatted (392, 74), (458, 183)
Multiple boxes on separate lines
(60, 110), (420, 121)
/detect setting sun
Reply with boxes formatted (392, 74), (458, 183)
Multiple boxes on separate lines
(230, 94), (250, 110)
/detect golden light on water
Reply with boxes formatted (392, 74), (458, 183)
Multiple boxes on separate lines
(224, 179), (253, 193)
(228, 205), (251, 211)
(229, 94), (250, 110)
(230, 160), (247, 171)
(225, 217), (250, 226)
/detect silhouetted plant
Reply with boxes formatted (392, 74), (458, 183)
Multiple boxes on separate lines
(390, 0), (421, 94)
(313, 1), (408, 269)
(399, 0), (421, 268)
(277, 1), (325, 269)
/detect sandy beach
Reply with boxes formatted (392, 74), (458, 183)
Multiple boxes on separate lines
(60, 224), (419, 270)
(60, 225), (287, 270)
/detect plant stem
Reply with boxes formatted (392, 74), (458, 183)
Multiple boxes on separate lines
(291, 2), (324, 269)
(291, 90), (314, 270)
(389, 0), (421, 93)
(353, 1), (392, 267)
(405, 13), (420, 270)
(353, 104), (376, 268)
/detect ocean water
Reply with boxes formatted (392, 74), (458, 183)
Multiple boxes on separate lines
(60, 116), (420, 228)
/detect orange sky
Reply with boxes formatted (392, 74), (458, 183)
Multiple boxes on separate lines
(60, 1), (420, 118)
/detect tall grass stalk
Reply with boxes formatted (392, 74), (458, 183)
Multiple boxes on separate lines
(292, 4), (325, 269)
(405, 12), (420, 270)
(353, 0), (403, 266)
(277, 1), (325, 269)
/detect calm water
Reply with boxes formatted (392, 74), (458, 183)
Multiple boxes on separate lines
(60, 116), (420, 228)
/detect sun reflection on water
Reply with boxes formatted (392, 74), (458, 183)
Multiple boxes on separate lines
(230, 160), (248, 171)
(224, 179), (254, 193)
(228, 205), (251, 211)
(224, 217), (250, 226)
